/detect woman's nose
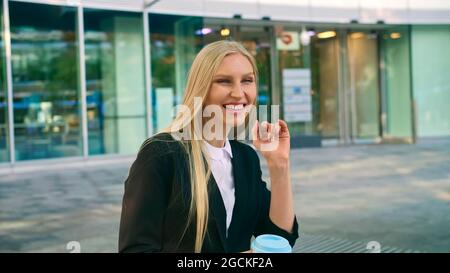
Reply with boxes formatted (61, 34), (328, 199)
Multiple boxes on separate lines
(230, 83), (244, 98)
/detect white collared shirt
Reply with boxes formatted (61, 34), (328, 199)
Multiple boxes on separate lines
(204, 139), (235, 236)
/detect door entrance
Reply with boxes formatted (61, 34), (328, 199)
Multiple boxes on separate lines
(346, 31), (382, 143)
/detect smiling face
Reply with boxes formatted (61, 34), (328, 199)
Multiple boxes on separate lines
(203, 53), (257, 133)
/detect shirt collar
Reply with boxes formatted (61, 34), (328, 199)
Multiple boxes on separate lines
(204, 139), (233, 160)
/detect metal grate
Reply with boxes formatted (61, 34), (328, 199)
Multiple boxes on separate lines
(293, 233), (422, 253)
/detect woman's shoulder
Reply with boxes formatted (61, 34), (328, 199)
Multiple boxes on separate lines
(138, 132), (186, 159)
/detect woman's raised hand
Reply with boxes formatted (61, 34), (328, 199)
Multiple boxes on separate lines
(251, 120), (290, 164)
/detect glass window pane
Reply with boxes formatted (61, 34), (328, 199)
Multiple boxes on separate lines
(411, 25), (450, 137)
(311, 32), (340, 139)
(84, 9), (147, 155)
(10, 2), (82, 161)
(149, 14), (202, 133)
(0, 3), (9, 162)
(382, 28), (413, 139)
(347, 32), (381, 139)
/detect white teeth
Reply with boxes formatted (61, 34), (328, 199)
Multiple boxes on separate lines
(225, 104), (244, 110)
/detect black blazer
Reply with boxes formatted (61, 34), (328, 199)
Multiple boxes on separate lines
(119, 133), (299, 253)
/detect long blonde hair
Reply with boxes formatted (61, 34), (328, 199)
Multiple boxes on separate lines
(162, 40), (258, 252)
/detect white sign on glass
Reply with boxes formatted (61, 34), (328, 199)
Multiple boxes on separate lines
(282, 68), (312, 122)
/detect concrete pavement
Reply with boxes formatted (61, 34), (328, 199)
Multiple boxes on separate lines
(1, 140), (449, 252)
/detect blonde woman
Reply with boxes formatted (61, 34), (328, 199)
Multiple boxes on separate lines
(119, 40), (298, 253)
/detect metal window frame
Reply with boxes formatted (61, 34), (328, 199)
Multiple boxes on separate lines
(3, 0), (15, 164)
(9, 0), (143, 12)
(337, 29), (350, 145)
(77, 4), (88, 158)
(143, 7), (153, 137)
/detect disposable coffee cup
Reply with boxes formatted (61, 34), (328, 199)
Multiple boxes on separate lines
(251, 234), (292, 253)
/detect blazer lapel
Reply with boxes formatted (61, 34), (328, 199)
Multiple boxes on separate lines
(208, 174), (227, 251)
(227, 141), (249, 241)
(205, 141), (250, 252)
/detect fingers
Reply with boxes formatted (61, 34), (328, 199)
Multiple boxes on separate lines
(260, 121), (269, 141)
(251, 120), (259, 142)
(251, 120), (289, 152)
(254, 120), (280, 142)
(278, 119), (287, 130)
(278, 119), (289, 136)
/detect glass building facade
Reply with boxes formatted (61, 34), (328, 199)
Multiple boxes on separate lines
(0, 0), (449, 164)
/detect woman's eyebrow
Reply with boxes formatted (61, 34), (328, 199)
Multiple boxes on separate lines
(213, 72), (254, 78)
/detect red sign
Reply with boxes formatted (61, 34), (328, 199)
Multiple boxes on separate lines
(281, 33), (293, 45)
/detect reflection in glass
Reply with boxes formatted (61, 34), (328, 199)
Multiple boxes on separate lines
(311, 34), (340, 138)
(149, 14), (202, 132)
(381, 28), (413, 139)
(84, 9), (147, 155)
(347, 32), (381, 139)
(10, 2), (82, 160)
(0, 3), (9, 162)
